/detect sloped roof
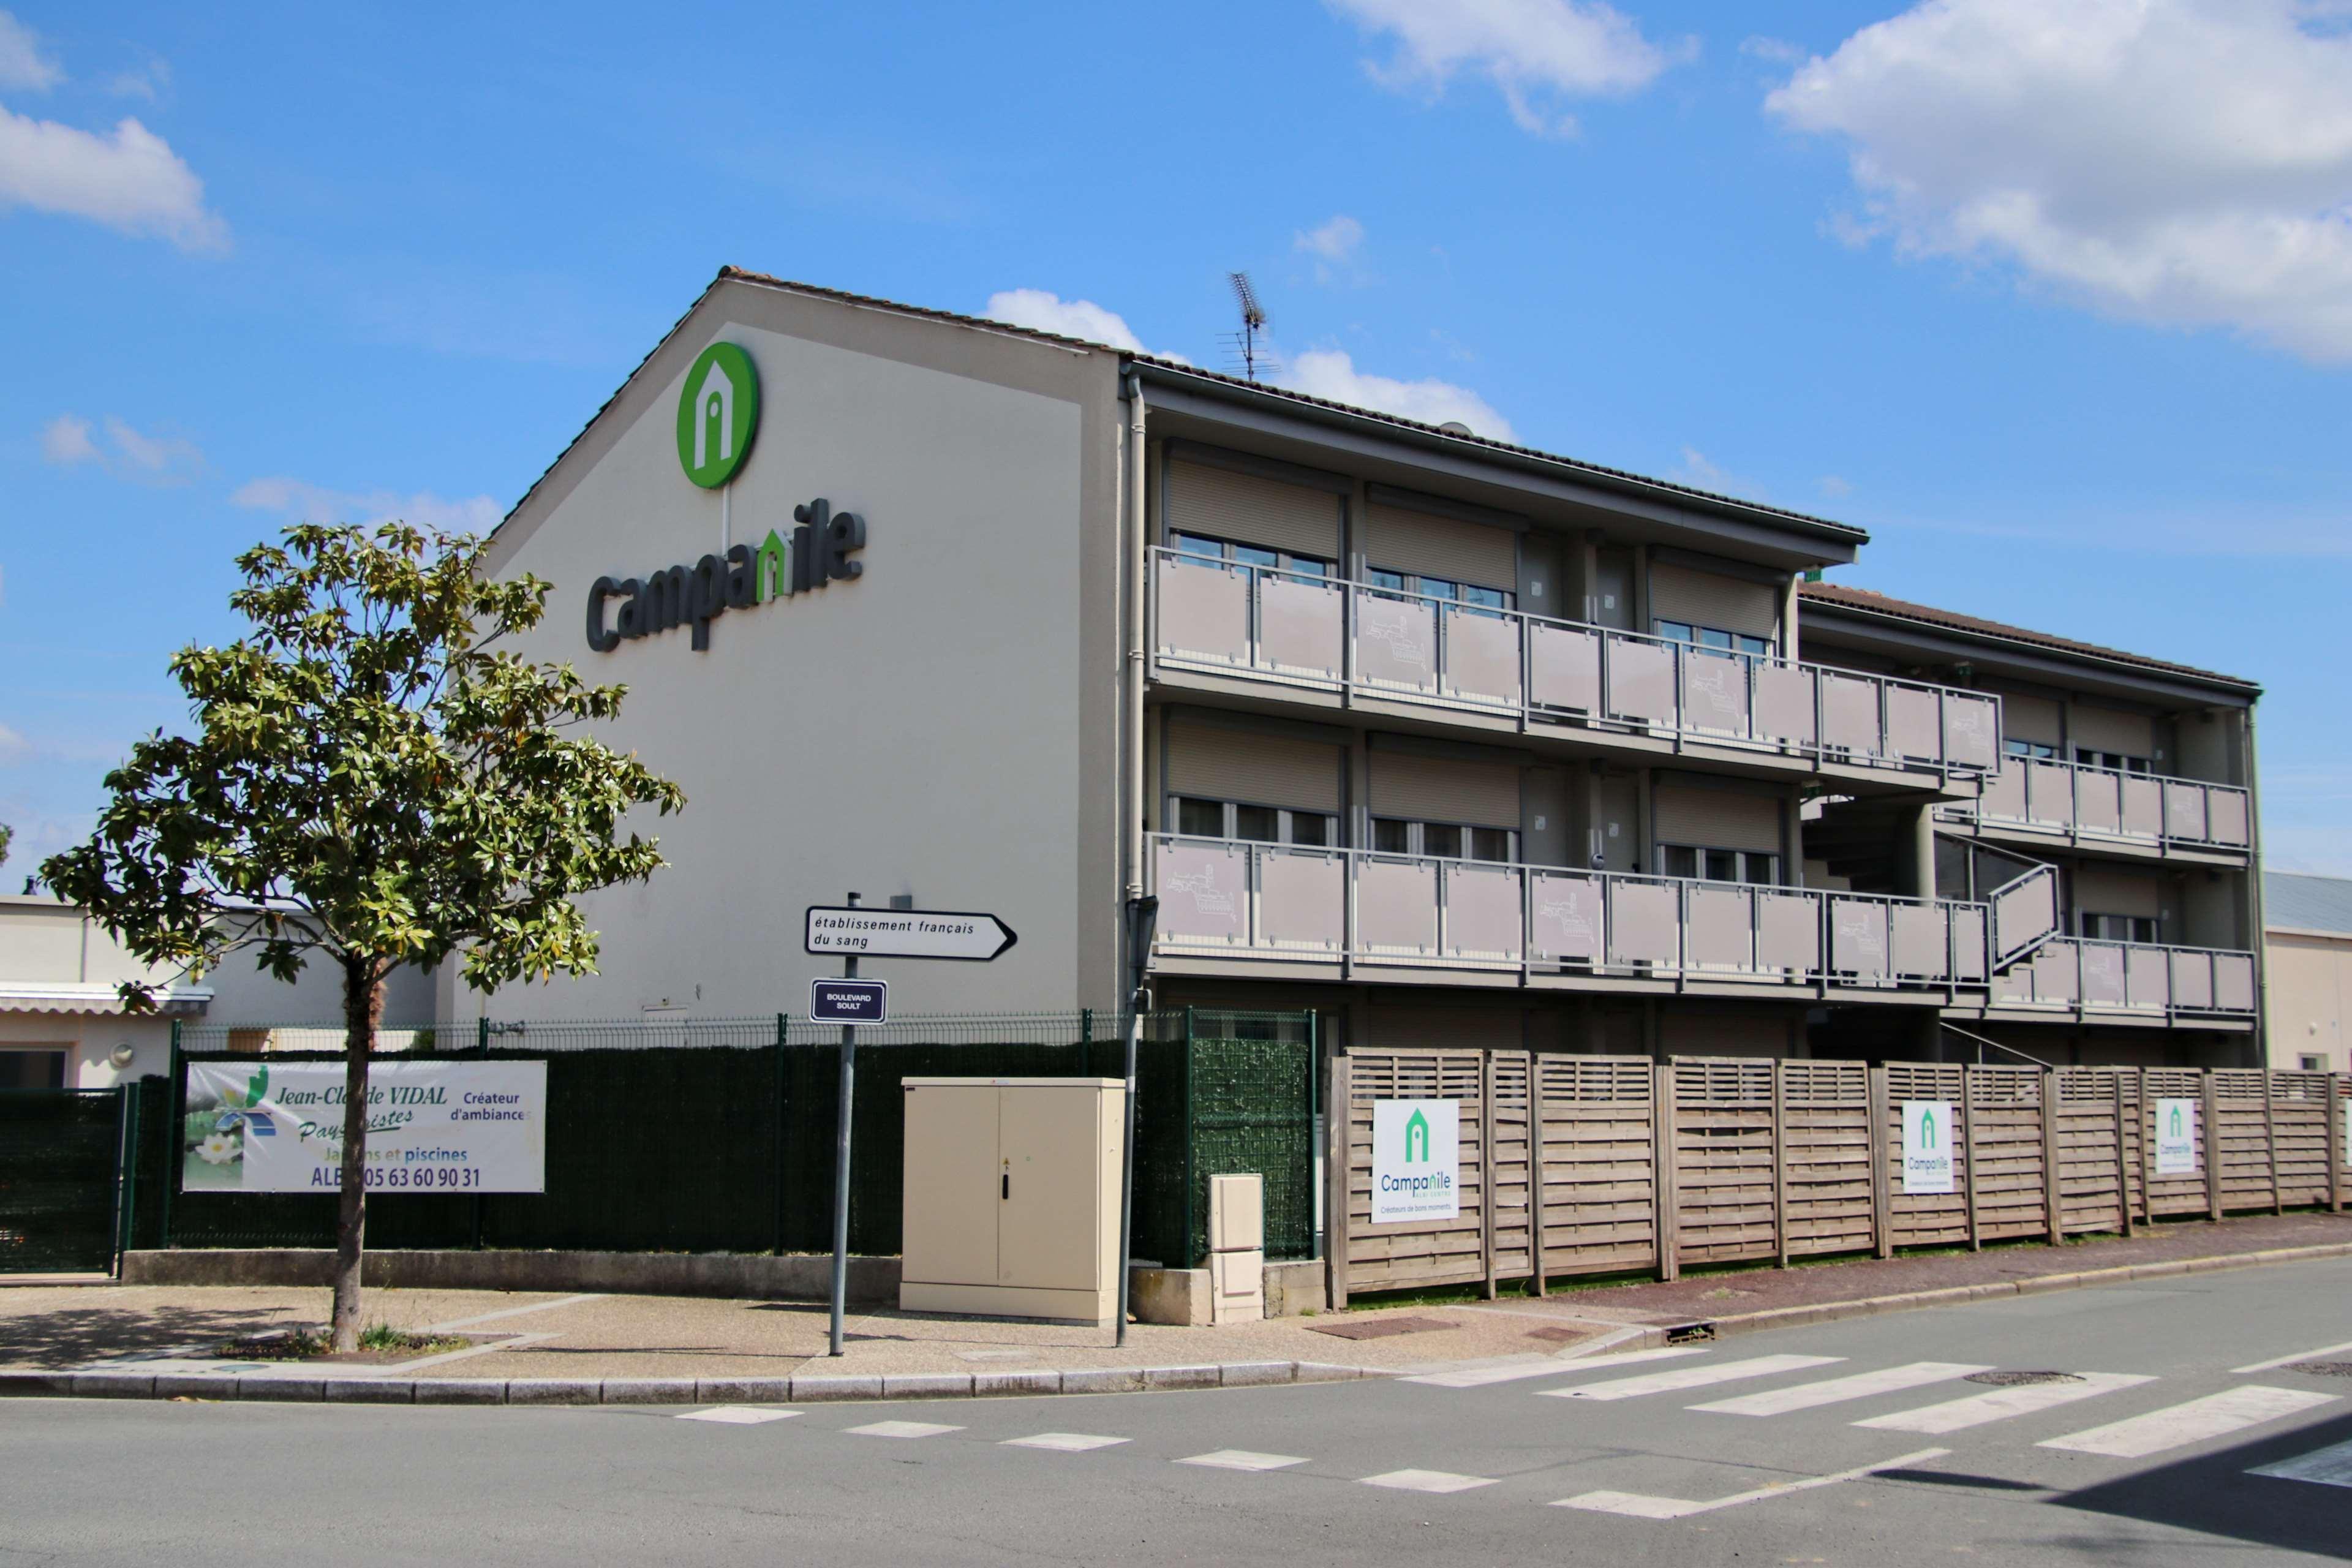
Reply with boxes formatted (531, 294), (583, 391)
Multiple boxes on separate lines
(1800, 581), (2258, 692)
(503, 267), (1868, 548)
(2267, 873), (2352, 935)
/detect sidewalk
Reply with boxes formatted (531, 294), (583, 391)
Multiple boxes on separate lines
(4, 1210), (2345, 1404)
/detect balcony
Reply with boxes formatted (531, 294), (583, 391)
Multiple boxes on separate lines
(1148, 832), (2000, 998)
(1151, 549), (2002, 783)
(1987, 937), (2258, 1022)
(1936, 755), (2250, 856)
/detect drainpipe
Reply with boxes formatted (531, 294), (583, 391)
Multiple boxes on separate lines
(2243, 703), (2269, 1069)
(1123, 372), (1150, 962)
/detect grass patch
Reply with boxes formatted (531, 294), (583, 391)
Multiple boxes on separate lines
(217, 1324), (473, 1362)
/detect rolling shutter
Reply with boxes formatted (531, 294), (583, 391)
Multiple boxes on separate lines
(2071, 705), (2154, 758)
(1369, 752), (1520, 827)
(2074, 865), (2160, 919)
(1648, 563), (1779, 641)
(1652, 782), (1781, 853)
(1365, 502), (1516, 591)
(1165, 461), (1341, 560)
(1166, 723), (1342, 812)
(2002, 693), (2062, 748)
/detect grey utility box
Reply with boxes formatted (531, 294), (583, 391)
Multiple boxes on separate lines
(899, 1077), (1126, 1326)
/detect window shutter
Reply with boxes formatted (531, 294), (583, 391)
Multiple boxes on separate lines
(1648, 563), (1779, 641)
(1166, 723), (1343, 812)
(1364, 502), (1516, 590)
(1166, 461), (1341, 560)
(1368, 752), (1520, 827)
(1652, 782), (1781, 852)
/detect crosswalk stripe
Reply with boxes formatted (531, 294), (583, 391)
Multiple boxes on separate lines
(1175, 1449), (1307, 1472)
(2249, 1438), (2352, 1490)
(1002, 1433), (1129, 1452)
(2234, 1338), (2352, 1375)
(1692, 1362), (1991, 1417)
(1540, 1354), (1845, 1403)
(1555, 1447), (1951, 1519)
(1360, 1469), (1498, 1493)
(846, 1420), (963, 1439)
(676, 1406), (799, 1425)
(1856, 1373), (2155, 1434)
(1406, 1345), (1709, 1389)
(2040, 1385), (2340, 1459)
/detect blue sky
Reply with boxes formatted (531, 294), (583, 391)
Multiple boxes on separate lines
(3, 0), (2348, 876)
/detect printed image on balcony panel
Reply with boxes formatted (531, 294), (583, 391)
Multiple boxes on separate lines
(1157, 460), (1343, 681)
(1363, 500), (1518, 707)
(1159, 724), (1344, 954)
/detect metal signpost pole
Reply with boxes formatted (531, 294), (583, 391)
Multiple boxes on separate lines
(1115, 896), (1158, 1348)
(827, 892), (861, 1357)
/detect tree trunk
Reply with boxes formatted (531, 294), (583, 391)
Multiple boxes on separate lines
(330, 956), (380, 1352)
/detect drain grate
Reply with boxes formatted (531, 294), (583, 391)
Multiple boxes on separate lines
(1966, 1371), (2084, 1387)
(2286, 1361), (2352, 1379)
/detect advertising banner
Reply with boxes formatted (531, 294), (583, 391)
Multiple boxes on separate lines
(1901, 1100), (1956, 1195)
(2155, 1098), (2200, 1176)
(1371, 1099), (1460, 1224)
(181, 1058), (546, 1194)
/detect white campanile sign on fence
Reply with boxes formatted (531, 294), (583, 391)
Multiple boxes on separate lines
(1901, 1099), (1955, 1194)
(2155, 1097), (2200, 1175)
(1371, 1099), (1460, 1224)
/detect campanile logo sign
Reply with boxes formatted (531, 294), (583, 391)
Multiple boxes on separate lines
(676, 342), (760, 488)
(1372, 1099), (1458, 1224)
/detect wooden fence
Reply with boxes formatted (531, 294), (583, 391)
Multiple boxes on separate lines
(1329, 1053), (2350, 1306)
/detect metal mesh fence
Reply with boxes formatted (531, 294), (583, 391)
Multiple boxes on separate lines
(137, 1009), (1318, 1268)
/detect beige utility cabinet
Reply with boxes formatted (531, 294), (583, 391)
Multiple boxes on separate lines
(900, 1077), (1126, 1325)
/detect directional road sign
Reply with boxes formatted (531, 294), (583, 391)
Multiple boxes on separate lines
(804, 907), (1019, 962)
(809, 978), (888, 1025)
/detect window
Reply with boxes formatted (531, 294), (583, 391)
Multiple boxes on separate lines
(1366, 565), (1515, 616)
(2080, 912), (2158, 944)
(1371, 818), (1517, 862)
(1170, 532), (1330, 579)
(1653, 621), (1773, 659)
(2076, 749), (2152, 775)
(1169, 796), (1340, 848)
(2006, 739), (2059, 761)
(1657, 844), (1780, 885)
(2301, 1054), (2328, 1072)
(0, 1050), (66, 1090)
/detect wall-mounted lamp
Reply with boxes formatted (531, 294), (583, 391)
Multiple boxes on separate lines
(108, 1042), (137, 1069)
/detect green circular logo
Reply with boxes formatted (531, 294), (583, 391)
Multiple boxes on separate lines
(676, 342), (760, 488)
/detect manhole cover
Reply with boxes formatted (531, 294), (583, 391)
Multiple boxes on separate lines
(1526, 1325), (1585, 1345)
(2286, 1362), (2352, 1379)
(1966, 1371), (2084, 1387)
(1303, 1314), (1459, 1341)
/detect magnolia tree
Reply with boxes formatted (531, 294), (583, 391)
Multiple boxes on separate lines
(43, 523), (684, 1350)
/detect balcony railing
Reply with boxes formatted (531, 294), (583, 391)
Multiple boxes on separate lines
(1936, 755), (2252, 854)
(1148, 832), (1994, 993)
(1989, 937), (2258, 1018)
(1151, 549), (2004, 778)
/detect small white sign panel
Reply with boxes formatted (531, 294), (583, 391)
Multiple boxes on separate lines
(1901, 1100), (1956, 1195)
(1371, 1099), (1460, 1224)
(2154, 1098), (2200, 1175)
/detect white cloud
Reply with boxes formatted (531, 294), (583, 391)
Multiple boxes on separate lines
(1819, 473), (1854, 499)
(39, 413), (96, 464)
(1280, 348), (1516, 442)
(1295, 214), (1365, 264)
(231, 477), (503, 535)
(1672, 445), (1769, 499)
(0, 10), (61, 91)
(1328, 0), (1694, 135)
(982, 288), (1147, 352)
(0, 721), (26, 764)
(1766, 0), (2352, 361)
(107, 57), (170, 102)
(1740, 36), (1806, 65)
(40, 412), (202, 484)
(0, 107), (227, 251)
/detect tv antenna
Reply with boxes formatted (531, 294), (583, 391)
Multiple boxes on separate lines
(1223, 271), (1275, 382)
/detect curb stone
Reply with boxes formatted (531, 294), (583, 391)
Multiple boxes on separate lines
(1700, 1238), (2352, 1341)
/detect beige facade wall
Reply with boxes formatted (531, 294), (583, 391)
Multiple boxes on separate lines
(2266, 929), (2351, 1071)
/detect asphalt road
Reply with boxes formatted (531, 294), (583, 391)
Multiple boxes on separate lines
(4, 1257), (2350, 1567)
